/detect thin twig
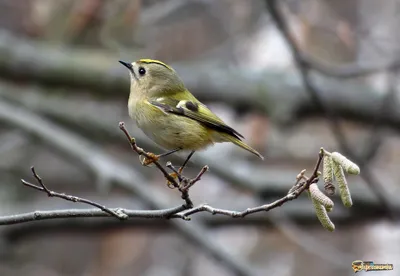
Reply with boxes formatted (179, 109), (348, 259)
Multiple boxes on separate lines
(182, 165), (209, 192)
(118, 122), (179, 187)
(21, 167), (128, 220)
(179, 175), (319, 219)
(119, 122), (203, 208)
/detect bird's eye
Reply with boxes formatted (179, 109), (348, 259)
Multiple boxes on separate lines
(138, 67), (146, 76)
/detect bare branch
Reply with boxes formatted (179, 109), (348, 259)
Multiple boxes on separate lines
(182, 165), (209, 192)
(180, 176), (315, 219)
(0, 206), (187, 226)
(21, 166), (129, 220)
(0, 149), (325, 226)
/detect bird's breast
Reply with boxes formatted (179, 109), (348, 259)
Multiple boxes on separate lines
(130, 101), (214, 150)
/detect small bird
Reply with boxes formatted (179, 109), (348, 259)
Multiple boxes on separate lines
(119, 59), (263, 171)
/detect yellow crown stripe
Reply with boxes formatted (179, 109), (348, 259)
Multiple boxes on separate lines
(138, 59), (174, 71)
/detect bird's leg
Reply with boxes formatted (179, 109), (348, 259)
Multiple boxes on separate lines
(178, 151), (195, 175)
(158, 148), (182, 158)
(141, 148), (181, 166)
(167, 151), (196, 188)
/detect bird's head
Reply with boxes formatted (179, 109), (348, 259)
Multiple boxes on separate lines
(119, 59), (185, 97)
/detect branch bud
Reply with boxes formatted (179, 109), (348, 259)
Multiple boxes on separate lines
(324, 182), (336, 196)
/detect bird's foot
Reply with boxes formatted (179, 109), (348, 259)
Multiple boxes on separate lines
(166, 165), (184, 188)
(139, 152), (160, 167)
(166, 173), (178, 189)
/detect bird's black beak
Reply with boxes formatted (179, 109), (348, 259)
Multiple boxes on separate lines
(119, 60), (132, 70)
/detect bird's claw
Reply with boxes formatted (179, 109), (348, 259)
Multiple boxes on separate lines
(165, 167), (184, 188)
(139, 152), (160, 167)
(166, 172), (178, 189)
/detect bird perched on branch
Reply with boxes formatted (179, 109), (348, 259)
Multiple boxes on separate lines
(119, 59), (263, 174)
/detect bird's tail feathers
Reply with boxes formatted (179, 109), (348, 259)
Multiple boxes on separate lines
(224, 135), (264, 160)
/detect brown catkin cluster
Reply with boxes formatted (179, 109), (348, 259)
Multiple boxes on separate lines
(307, 149), (360, 232)
(321, 150), (358, 208)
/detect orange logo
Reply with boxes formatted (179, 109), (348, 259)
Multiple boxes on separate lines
(352, 260), (393, 273)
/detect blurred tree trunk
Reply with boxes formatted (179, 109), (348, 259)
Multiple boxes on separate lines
(357, 0), (400, 65)
(295, 0), (358, 65)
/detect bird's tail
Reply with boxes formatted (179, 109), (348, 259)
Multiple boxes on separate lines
(225, 135), (264, 160)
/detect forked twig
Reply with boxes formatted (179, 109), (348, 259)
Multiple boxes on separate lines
(21, 167), (128, 220)
(178, 150), (323, 219)
(119, 122), (208, 208)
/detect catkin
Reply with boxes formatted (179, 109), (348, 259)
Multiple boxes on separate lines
(322, 155), (335, 195)
(331, 152), (360, 175)
(332, 162), (353, 207)
(309, 183), (334, 210)
(311, 197), (335, 231)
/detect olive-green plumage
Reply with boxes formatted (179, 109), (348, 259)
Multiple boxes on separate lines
(119, 59), (264, 160)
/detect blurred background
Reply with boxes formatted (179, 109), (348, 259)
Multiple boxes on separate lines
(0, 0), (399, 275)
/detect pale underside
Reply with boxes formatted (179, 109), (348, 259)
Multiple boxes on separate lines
(130, 99), (228, 151)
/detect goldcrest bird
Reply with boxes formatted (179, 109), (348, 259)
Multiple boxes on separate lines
(119, 59), (264, 169)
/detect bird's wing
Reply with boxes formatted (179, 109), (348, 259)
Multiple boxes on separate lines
(147, 97), (244, 140)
